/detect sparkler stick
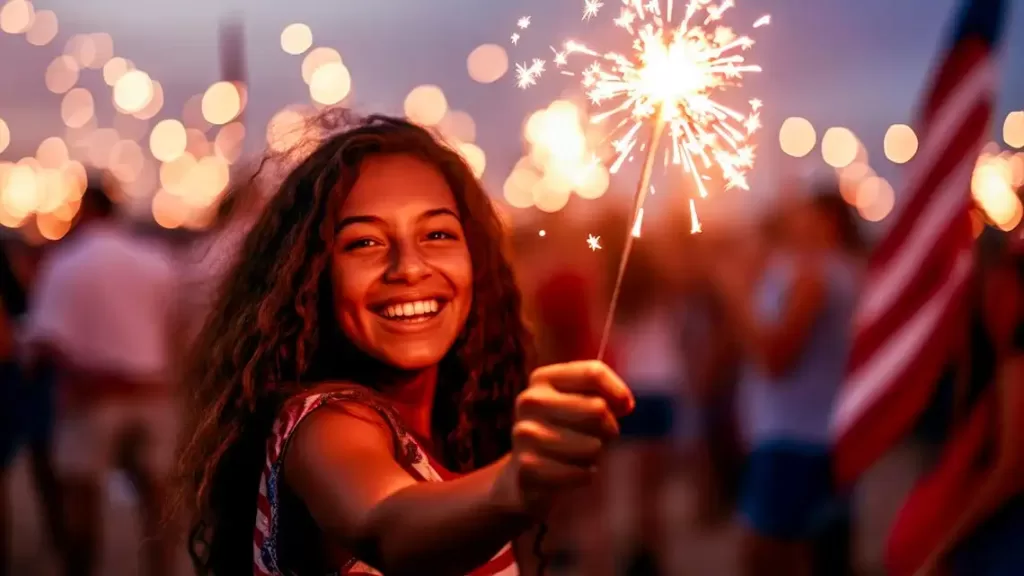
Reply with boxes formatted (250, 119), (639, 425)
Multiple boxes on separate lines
(597, 114), (664, 360)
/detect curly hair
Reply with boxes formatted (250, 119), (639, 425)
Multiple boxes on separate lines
(174, 111), (532, 575)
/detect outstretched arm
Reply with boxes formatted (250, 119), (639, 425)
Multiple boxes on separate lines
(285, 403), (530, 576)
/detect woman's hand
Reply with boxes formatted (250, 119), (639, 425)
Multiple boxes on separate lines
(494, 360), (634, 519)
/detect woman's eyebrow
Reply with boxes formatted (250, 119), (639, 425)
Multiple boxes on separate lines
(335, 214), (384, 234)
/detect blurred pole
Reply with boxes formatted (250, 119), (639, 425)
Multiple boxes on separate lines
(219, 17), (247, 128)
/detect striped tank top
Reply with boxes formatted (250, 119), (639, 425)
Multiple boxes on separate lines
(253, 387), (519, 575)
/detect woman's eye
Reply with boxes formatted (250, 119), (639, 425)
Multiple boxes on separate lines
(426, 230), (457, 241)
(344, 238), (381, 251)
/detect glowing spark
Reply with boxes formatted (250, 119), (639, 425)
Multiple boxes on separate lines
(539, 229), (547, 237)
(517, 0), (767, 204)
(551, 46), (568, 66)
(515, 59), (546, 89)
(587, 234), (602, 251)
(753, 14), (771, 28)
(511, 33), (520, 45)
(631, 208), (645, 238)
(518, 16), (532, 29)
(689, 199), (702, 234)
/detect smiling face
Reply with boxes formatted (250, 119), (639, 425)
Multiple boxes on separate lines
(331, 154), (473, 371)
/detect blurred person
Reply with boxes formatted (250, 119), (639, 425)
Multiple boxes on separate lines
(23, 172), (178, 576)
(716, 182), (863, 576)
(674, 231), (744, 529)
(0, 234), (66, 575)
(886, 225), (1024, 576)
(175, 114), (635, 575)
(604, 232), (688, 575)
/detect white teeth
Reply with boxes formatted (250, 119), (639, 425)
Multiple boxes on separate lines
(380, 299), (442, 320)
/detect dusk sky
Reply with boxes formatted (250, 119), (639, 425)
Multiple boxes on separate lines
(1, 0), (1022, 209)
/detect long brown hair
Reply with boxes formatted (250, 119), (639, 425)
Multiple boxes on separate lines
(175, 112), (531, 574)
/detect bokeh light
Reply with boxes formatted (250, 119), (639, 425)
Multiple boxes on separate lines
(36, 212), (71, 241)
(113, 70), (154, 114)
(134, 80), (164, 120)
(0, 119), (9, 155)
(467, 44), (509, 84)
(404, 85), (448, 127)
(455, 142), (486, 179)
(36, 137), (69, 169)
(89, 33), (114, 69)
(309, 61), (352, 106)
(0, 0), (34, 35)
(281, 23), (313, 55)
(25, 9), (57, 46)
(151, 189), (187, 229)
(1004, 111), (1024, 149)
(438, 110), (477, 144)
(60, 88), (95, 129)
(301, 47), (342, 85)
(779, 117), (816, 158)
(855, 175), (895, 222)
(202, 81), (242, 125)
(214, 122), (246, 163)
(45, 55), (79, 94)
(266, 107), (309, 153)
(149, 119), (187, 162)
(102, 57), (130, 86)
(972, 153), (1022, 230)
(822, 127), (859, 169)
(108, 140), (145, 185)
(884, 124), (918, 164)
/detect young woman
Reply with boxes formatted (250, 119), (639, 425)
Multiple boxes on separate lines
(176, 113), (635, 576)
(716, 185), (863, 576)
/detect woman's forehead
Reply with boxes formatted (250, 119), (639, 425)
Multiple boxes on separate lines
(340, 154), (458, 216)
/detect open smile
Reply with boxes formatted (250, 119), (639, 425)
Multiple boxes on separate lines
(373, 298), (448, 324)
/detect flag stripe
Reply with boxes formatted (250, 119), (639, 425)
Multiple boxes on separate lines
(831, 0), (1006, 485)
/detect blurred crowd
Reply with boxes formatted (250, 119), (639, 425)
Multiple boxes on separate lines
(0, 162), (1022, 576)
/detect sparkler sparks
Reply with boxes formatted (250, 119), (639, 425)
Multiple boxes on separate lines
(509, 0), (769, 362)
(516, 0), (767, 199)
(518, 16), (532, 29)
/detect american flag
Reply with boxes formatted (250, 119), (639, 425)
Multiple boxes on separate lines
(830, 0), (1009, 486)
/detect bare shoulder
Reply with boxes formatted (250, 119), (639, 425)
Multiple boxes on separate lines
(285, 394), (396, 471)
(280, 388), (420, 537)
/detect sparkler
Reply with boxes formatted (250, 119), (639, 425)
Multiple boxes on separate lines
(512, 0), (767, 359)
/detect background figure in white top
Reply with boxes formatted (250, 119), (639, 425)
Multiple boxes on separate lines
(716, 182), (864, 576)
(24, 172), (178, 576)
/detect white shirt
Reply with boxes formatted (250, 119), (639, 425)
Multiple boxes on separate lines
(25, 222), (176, 381)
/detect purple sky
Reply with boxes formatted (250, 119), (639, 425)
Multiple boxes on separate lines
(1, 0), (1021, 202)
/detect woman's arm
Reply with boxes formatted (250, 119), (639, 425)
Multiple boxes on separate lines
(284, 403), (532, 576)
(722, 260), (827, 379)
(917, 352), (1024, 575)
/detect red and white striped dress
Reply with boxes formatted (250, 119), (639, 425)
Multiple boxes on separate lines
(253, 387), (519, 576)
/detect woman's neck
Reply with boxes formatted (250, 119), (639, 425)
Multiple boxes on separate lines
(351, 360), (439, 441)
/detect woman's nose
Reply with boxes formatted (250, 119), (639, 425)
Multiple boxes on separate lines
(385, 240), (430, 284)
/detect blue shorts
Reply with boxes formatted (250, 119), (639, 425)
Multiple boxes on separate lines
(619, 393), (675, 440)
(950, 496), (1024, 576)
(739, 440), (843, 540)
(1, 362), (57, 468)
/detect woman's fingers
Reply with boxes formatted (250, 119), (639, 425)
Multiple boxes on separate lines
(515, 385), (619, 440)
